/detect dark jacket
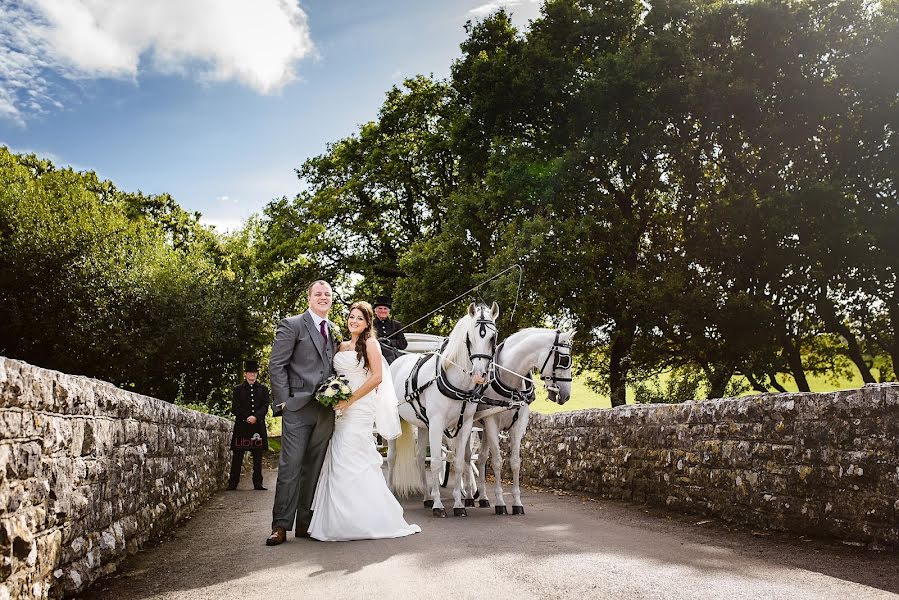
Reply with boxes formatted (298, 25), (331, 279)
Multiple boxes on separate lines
(374, 317), (408, 364)
(230, 380), (269, 451)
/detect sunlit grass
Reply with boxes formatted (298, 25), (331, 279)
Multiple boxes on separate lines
(529, 368), (874, 415)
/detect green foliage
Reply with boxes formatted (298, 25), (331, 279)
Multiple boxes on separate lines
(0, 147), (265, 409)
(266, 0), (898, 404)
(5, 0), (897, 410)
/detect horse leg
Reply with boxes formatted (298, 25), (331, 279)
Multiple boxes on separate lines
(485, 419), (507, 514)
(510, 410), (530, 515)
(476, 424), (491, 508)
(428, 423), (446, 517)
(451, 414), (476, 516)
(462, 437), (476, 507)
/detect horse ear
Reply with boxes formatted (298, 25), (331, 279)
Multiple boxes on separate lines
(490, 302), (500, 320)
(567, 329), (577, 340)
(468, 302), (476, 317)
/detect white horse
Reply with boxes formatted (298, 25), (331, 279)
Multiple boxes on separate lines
(387, 302), (499, 517)
(472, 328), (574, 514)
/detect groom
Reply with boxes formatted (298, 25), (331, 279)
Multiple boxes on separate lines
(266, 280), (337, 546)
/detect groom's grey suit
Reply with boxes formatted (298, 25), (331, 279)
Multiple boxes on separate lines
(269, 310), (336, 532)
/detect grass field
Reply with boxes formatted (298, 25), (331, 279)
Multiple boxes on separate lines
(529, 369), (873, 414)
(266, 369), (874, 436)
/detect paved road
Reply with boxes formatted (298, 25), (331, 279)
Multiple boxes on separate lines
(80, 469), (898, 600)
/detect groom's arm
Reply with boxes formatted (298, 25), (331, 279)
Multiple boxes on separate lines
(268, 318), (297, 409)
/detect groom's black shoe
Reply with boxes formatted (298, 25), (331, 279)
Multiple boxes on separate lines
(254, 485), (267, 491)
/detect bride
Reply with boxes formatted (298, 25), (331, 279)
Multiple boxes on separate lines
(309, 301), (421, 541)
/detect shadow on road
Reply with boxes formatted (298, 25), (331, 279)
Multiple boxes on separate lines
(77, 469), (899, 599)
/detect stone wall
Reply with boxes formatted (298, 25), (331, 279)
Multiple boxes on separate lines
(519, 384), (899, 547)
(0, 357), (232, 598)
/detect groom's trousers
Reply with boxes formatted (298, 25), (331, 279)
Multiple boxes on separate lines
(272, 401), (335, 531)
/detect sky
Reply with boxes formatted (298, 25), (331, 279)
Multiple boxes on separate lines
(0, 0), (542, 230)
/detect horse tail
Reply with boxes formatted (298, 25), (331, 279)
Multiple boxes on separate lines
(391, 419), (422, 498)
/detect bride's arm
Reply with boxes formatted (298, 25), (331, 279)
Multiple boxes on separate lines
(335, 338), (383, 410)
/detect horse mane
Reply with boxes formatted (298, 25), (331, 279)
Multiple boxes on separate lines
(441, 308), (485, 372)
(499, 327), (574, 362)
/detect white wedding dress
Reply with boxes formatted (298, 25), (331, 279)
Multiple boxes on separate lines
(309, 351), (421, 541)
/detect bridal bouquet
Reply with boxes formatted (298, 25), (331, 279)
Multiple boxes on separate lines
(315, 374), (352, 409)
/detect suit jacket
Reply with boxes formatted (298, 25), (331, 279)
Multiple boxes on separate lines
(269, 312), (336, 413)
(374, 317), (408, 364)
(230, 381), (269, 450)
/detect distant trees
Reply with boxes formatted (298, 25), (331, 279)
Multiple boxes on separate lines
(0, 148), (265, 409)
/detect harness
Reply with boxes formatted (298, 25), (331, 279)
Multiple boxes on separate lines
(403, 307), (498, 438)
(482, 330), (572, 431)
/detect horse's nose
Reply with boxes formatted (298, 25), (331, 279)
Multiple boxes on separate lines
(472, 371), (487, 385)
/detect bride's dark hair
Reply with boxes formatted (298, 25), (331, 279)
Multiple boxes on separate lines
(349, 301), (376, 371)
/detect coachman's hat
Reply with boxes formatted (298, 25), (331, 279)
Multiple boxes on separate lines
(372, 296), (392, 309)
(243, 360), (260, 373)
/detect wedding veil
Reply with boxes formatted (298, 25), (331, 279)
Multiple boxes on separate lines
(373, 357), (402, 440)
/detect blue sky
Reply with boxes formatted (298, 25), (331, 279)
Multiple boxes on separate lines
(0, 0), (541, 230)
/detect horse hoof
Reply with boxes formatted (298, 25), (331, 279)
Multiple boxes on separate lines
(478, 499), (491, 508)
(512, 505), (525, 515)
(423, 500), (434, 508)
(454, 508), (468, 517)
(433, 508), (447, 518)
(495, 506), (508, 515)
(464, 498), (475, 507)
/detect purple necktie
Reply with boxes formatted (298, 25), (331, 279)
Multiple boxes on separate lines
(319, 320), (327, 340)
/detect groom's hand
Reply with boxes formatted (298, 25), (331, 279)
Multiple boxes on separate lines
(247, 416), (257, 424)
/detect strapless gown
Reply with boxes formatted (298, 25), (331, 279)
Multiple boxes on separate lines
(309, 351), (420, 541)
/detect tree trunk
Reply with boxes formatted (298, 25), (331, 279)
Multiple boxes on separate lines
(816, 297), (875, 384)
(609, 322), (635, 407)
(704, 365), (733, 399)
(887, 299), (899, 382)
(781, 333), (811, 392)
(767, 372), (788, 393)
(744, 373), (769, 393)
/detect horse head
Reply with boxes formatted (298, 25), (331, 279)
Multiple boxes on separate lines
(444, 302), (499, 385)
(541, 329), (574, 404)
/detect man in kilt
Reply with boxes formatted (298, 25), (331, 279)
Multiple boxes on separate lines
(228, 360), (270, 490)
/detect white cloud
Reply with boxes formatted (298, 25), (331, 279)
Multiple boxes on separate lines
(0, 0), (314, 122)
(200, 214), (244, 232)
(468, 0), (538, 18)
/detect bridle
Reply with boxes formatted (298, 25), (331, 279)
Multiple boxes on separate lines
(465, 306), (498, 364)
(538, 330), (572, 395)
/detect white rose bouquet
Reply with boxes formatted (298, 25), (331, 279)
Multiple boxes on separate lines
(315, 374), (352, 410)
